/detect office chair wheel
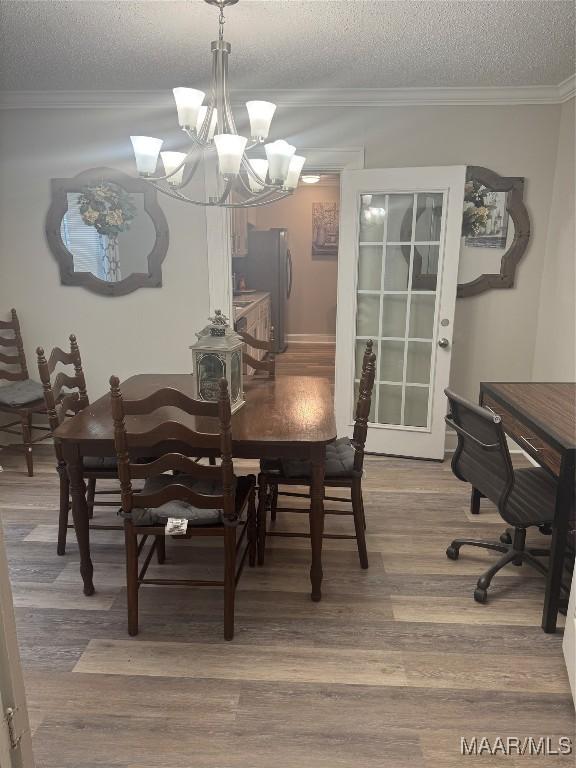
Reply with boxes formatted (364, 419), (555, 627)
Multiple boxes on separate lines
(474, 587), (488, 604)
(499, 530), (512, 545)
(446, 545), (459, 560)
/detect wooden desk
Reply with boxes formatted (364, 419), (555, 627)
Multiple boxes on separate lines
(480, 382), (575, 633)
(54, 374), (336, 602)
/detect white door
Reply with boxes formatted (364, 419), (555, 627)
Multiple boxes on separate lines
(563, 567), (576, 705)
(335, 166), (465, 459)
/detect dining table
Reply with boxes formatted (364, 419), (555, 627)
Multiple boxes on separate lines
(53, 373), (337, 602)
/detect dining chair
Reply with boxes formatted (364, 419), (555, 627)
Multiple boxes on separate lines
(444, 388), (569, 605)
(257, 341), (376, 569)
(0, 308), (50, 476)
(237, 325), (275, 377)
(110, 375), (257, 640)
(36, 335), (121, 555)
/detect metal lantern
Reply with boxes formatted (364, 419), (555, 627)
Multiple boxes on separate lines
(190, 310), (245, 413)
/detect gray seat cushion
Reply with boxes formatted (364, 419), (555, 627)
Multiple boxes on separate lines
(263, 437), (356, 479)
(0, 379), (44, 407)
(122, 473), (225, 527)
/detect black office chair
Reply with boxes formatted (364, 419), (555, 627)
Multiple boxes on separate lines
(444, 388), (566, 604)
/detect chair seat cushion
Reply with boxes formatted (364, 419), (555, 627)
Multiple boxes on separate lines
(504, 467), (560, 528)
(83, 456), (118, 471)
(122, 474), (253, 527)
(0, 379), (44, 407)
(261, 437), (356, 479)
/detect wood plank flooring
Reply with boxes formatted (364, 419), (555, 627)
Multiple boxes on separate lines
(1, 408), (574, 766)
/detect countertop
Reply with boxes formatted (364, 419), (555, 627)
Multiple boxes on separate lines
(233, 291), (270, 321)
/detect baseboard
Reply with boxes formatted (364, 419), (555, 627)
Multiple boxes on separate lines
(286, 333), (336, 345)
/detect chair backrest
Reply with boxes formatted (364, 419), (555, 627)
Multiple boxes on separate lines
(0, 308), (28, 383)
(109, 376), (237, 523)
(445, 388), (514, 511)
(36, 335), (89, 463)
(237, 326), (275, 378)
(352, 343), (377, 473)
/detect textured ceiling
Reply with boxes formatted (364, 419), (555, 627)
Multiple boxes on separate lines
(0, 0), (573, 92)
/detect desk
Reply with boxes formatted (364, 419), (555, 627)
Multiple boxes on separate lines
(54, 374), (336, 602)
(480, 382), (575, 633)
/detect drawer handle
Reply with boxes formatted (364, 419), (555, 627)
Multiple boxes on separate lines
(519, 435), (540, 452)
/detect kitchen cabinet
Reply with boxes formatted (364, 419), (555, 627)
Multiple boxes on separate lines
(230, 206), (257, 258)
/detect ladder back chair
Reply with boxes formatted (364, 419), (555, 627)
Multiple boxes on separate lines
(37, 336), (121, 555)
(0, 308), (50, 476)
(444, 388), (570, 605)
(110, 376), (257, 641)
(257, 341), (376, 569)
(237, 325), (276, 378)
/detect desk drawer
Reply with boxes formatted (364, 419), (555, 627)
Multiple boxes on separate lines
(483, 394), (562, 477)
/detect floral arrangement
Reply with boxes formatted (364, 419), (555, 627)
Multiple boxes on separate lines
(462, 180), (489, 237)
(78, 182), (137, 238)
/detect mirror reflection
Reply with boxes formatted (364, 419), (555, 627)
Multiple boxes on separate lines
(60, 184), (155, 282)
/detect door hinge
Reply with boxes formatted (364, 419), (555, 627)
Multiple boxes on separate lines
(3, 707), (22, 751)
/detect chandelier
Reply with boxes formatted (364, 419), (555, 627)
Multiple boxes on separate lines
(129, 0), (305, 208)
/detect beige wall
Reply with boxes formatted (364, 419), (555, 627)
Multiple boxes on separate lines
(532, 97), (576, 381)
(251, 180), (339, 337)
(273, 103), (563, 400)
(0, 99), (571, 415)
(0, 108), (209, 403)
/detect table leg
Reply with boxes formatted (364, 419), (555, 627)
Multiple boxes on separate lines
(309, 444), (326, 602)
(62, 442), (94, 596)
(542, 456), (574, 633)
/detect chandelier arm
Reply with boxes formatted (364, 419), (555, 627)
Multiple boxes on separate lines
(220, 43), (238, 135)
(175, 153), (204, 189)
(224, 191), (291, 208)
(146, 178), (288, 209)
(239, 155), (282, 191)
(147, 180), (215, 206)
(236, 168), (283, 196)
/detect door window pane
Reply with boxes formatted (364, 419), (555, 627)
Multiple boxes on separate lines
(383, 245), (410, 290)
(359, 194), (386, 241)
(404, 386), (429, 427)
(387, 195), (413, 242)
(411, 244), (439, 290)
(378, 384), (402, 425)
(406, 341), (432, 384)
(381, 295), (407, 337)
(409, 294), (435, 339)
(356, 294), (380, 337)
(415, 193), (443, 241)
(357, 245), (383, 290)
(380, 340), (404, 382)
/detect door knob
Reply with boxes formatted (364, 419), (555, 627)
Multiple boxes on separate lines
(438, 337), (450, 349)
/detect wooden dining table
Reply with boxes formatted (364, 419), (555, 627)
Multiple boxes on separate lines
(53, 373), (337, 601)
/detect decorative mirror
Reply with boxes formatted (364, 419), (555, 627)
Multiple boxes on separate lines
(46, 167), (169, 296)
(456, 166), (530, 297)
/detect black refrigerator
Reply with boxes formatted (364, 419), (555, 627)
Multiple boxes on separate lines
(243, 228), (292, 353)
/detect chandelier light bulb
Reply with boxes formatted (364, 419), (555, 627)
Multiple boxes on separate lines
(196, 106), (218, 139)
(214, 134), (248, 176)
(246, 101), (277, 140)
(130, 136), (163, 175)
(173, 87), (206, 129)
(161, 151), (187, 186)
(284, 155), (306, 190)
(265, 140), (296, 184)
(247, 159), (269, 192)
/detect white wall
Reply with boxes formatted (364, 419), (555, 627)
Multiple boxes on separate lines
(0, 99), (571, 411)
(532, 97), (576, 381)
(0, 107), (209, 401)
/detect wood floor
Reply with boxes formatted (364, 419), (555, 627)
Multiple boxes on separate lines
(1, 386), (574, 766)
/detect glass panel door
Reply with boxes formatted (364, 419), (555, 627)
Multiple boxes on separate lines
(354, 192), (444, 430)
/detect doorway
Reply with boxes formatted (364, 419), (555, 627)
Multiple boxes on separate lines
(231, 173), (340, 382)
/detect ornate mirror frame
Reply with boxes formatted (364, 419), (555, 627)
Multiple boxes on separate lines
(457, 166), (530, 298)
(45, 167), (169, 297)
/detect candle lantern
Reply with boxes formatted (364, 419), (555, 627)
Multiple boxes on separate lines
(190, 310), (245, 413)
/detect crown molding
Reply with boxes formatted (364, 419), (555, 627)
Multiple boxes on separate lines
(0, 80), (574, 110)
